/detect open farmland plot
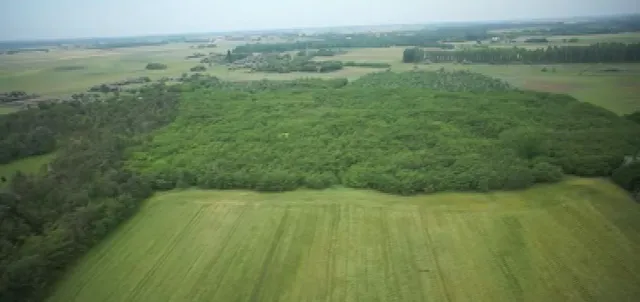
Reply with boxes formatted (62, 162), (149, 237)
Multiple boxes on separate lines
(0, 44), (202, 97)
(49, 178), (640, 302)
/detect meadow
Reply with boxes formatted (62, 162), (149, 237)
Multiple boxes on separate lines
(0, 42), (247, 97)
(48, 178), (640, 302)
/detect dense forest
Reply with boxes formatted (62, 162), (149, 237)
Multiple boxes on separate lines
(128, 71), (640, 195)
(403, 43), (640, 64)
(2, 71), (640, 301)
(515, 15), (640, 36)
(0, 85), (179, 301)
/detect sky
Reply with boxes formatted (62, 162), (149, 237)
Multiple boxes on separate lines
(1, 0), (639, 40)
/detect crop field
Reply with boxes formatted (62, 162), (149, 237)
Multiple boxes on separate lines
(49, 178), (640, 302)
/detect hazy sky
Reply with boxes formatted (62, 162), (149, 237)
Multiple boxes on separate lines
(1, 0), (638, 40)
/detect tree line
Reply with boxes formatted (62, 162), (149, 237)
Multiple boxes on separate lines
(0, 84), (180, 301)
(403, 43), (640, 64)
(232, 33), (454, 54)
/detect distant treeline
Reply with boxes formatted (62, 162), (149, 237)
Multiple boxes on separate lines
(403, 43), (640, 64)
(517, 15), (640, 36)
(0, 91), (39, 105)
(1, 48), (49, 55)
(88, 41), (169, 49)
(343, 61), (391, 68)
(53, 65), (86, 71)
(232, 33), (455, 54)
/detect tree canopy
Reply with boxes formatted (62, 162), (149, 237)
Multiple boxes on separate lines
(406, 43), (640, 64)
(128, 71), (640, 195)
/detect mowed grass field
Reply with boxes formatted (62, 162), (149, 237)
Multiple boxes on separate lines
(49, 178), (640, 302)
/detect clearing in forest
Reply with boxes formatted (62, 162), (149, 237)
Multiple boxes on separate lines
(48, 178), (640, 302)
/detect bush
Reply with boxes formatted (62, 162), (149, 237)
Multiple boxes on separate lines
(145, 63), (168, 70)
(612, 162), (640, 190)
(305, 172), (338, 189)
(53, 65), (86, 71)
(190, 65), (207, 72)
(524, 38), (549, 43)
(625, 111), (640, 125)
(344, 61), (391, 68)
(531, 162), (564, 183)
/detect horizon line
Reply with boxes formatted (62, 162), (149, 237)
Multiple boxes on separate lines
(1, 12), (637, 43)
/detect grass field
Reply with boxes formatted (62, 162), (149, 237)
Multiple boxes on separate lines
(0, 42), (244, 98)
(48, 178), (640, 302)
(0, 153), (55, 186)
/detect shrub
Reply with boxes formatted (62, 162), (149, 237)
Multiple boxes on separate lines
(145, 63), (168, 70)
(531, 162), (564, 183)
(53, 65), (86, 71)
(612, 162), (640, 190)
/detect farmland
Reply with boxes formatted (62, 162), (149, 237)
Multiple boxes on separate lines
(48, 178), (640, 302)
(2, 14), (640, 302)
(2, 43), (639, 114)
(0, 44), (206, 97)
